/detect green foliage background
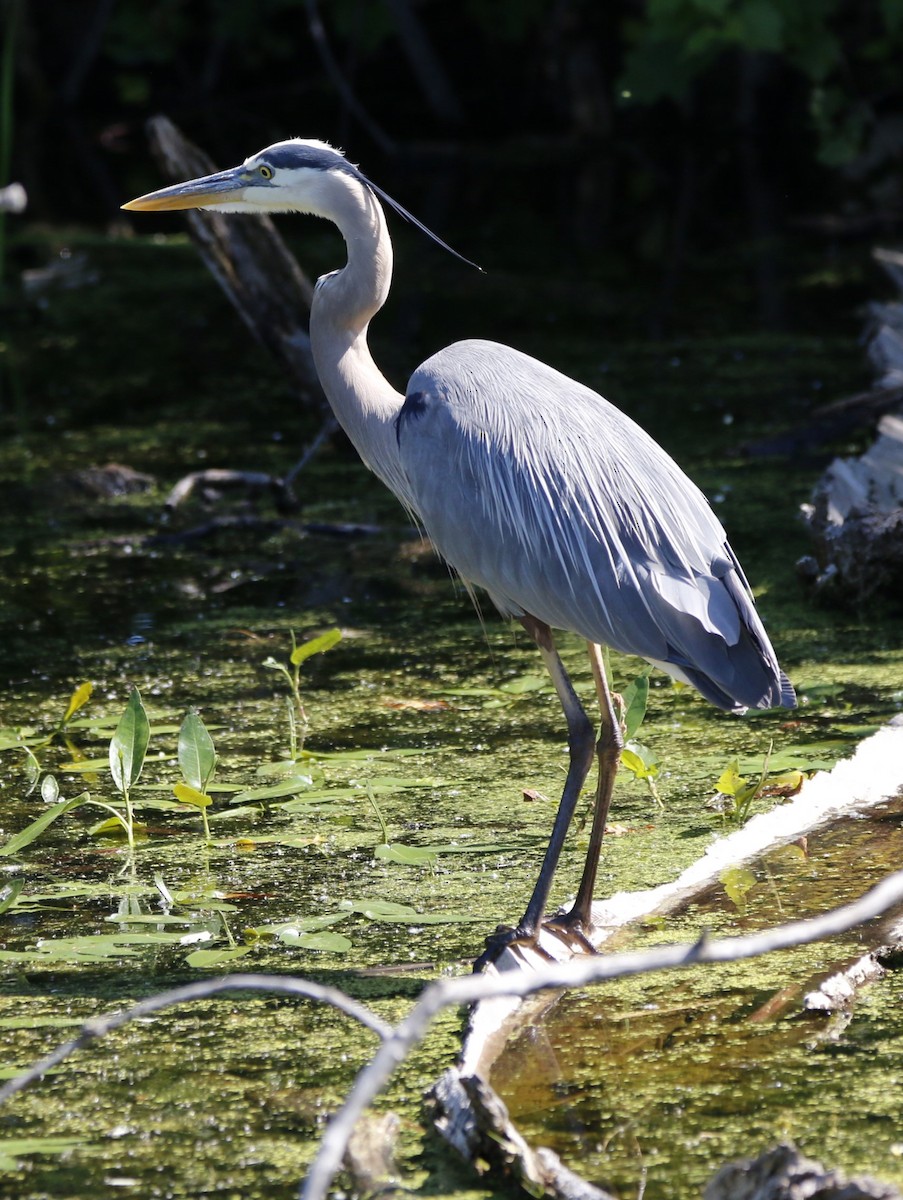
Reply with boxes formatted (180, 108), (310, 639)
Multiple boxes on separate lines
(7, 0), (903, 236)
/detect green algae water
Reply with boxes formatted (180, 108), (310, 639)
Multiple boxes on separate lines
(0, 219), (902, 1198)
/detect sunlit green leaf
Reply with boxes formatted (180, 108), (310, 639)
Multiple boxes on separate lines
(87, 815), (133, 838)
(173, 782), (212, 809)
(0, 879), (23, 915)
(621, 674), (649, 741)
(109, 688), (150, 792)
(721, 866), (757, 912)
(715, 759), (744, 797)
(290, 627), (342, 666)
(61, 682), (93, 727)
(621, 741), (659, 781)
(0, 794), (91, 857)
(178, 711), (216, 792)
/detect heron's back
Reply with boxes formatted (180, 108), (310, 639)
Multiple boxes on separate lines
(396, 339), (793, 713)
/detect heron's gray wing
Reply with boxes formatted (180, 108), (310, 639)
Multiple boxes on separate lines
(397, 339), (790, 712)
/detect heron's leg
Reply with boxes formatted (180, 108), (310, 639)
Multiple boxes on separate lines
(482, 617), (596, 948)
(565, 641), (624, 929)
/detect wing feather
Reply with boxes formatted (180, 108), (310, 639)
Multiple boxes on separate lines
(397, 339), (790, 711)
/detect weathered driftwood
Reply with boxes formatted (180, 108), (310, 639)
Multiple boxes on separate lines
(430, 720), (903, 1200)
(145, 115), (325, 411)
(704, 1142), (903, 1200)
(163, 467), (297, 514)
(798, 411), (903, 597)
(803, 916), (903, 1015)
(797, 247), (903, 598)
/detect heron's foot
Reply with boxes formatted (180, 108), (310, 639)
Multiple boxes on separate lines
(545, 910), (598, 955)
(472, 922), (551, 973)
(473, 911), (598, 972)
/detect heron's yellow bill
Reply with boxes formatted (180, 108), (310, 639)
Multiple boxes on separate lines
(122, 167), (246, 212)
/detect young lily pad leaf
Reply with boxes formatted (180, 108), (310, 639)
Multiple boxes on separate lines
(339, 899), (481, 924)
(58, 757), (111, 774)
(0, 1137), (87, 1170)
(0, 793), (91, 857)
(178, 711), (216, 792)
(206, 805), (262, 823)
(232, 776), (316, 803)
(0, 1015), (83, 1030)
(716, 758), (744, 796)
(109, 688), (150, 792)
(402, 841), (515, 856)
(33, 936), (144, 961)
(498, 674), (548, 695)
(374, 843), (438, 869)
(185, 946), (253, 969)
(251, 912), (349, 938)
(621, 741), (659, 780)
(224, 834), (322, 850)
(279, 929), (352, 952)
(290, 627), (342, 666)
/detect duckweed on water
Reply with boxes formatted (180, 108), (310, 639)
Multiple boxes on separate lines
(1, 228), (902, 1197)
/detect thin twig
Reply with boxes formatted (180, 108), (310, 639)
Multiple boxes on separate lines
(304, 0), (395, 153)
(283, 414), (340, 488)
(300, 869), (903, 1200)
(0, 973), (390, 1106)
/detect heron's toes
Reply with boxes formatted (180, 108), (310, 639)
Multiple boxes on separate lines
(544, 912), (598, 955)
(472, 922), (546, 973)
(473, 913), (600, 972)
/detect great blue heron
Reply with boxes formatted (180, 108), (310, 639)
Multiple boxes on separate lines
(124, 139), (795, 964)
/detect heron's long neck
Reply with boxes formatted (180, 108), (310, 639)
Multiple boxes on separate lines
(309, 180), (411, 505)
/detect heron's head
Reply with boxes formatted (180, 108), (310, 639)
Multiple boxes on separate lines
(122, 138), (355, 217)
(123, 136), (480, 269)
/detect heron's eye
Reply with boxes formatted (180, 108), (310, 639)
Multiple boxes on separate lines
(258, 164), (274, 180)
